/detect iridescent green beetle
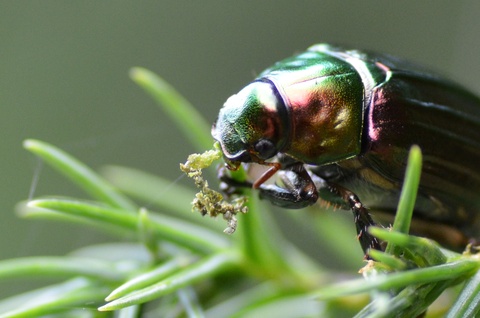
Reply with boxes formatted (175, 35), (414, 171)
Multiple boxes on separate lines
(212, 44), (480, 256)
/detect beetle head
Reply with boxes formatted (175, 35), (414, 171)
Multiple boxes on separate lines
(212, 81), (289, 168)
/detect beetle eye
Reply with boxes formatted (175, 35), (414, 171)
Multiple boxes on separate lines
(253, 139), (277, 160)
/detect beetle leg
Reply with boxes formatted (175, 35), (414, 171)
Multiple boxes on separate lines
(218, 159), (319, 209)
(218, 160), (381, 257)
(252, 162), (281, 189)
(325, 183), (383, 257)
(256, 163), (319, 209)
(217, 165), (253, 196)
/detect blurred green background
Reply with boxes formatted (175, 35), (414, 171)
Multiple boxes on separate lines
(1, 0), (479, 284)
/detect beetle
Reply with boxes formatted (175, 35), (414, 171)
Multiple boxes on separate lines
(211, 43), (480, 256)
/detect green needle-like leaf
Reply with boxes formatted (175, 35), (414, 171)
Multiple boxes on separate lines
(116, 305), (142, 318)
(204, 282), (280, 318)
(101, 165), (224, 231)
(0, 278), (110, 317)
(370, 227), (447, 267)
(447, 268), (480, 318)
(233, 292), (323, 318)
(138, 208), (161, 258)
(106, 257), (195, 301)
(355, 279), (452, 318)
(314, 259), (478, 300)
(130, 67), (212, 152)
(101, 165), (195, 212)
(99, 251), (240, 311)
(0, 257), (127, 282)
(24, 139), (136, 211)
(385, 146), (422, 255)
(367, 249), (408, 271)
(28, 198), (229, 254)
(177, 287), (205, 318)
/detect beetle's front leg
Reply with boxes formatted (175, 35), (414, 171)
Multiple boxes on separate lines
(218, 162), (319, 209)
(257, 162), (319, 209)
(217, 165), (254, 196)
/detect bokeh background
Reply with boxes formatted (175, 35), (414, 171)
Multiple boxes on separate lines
(2, 1), (480, 296)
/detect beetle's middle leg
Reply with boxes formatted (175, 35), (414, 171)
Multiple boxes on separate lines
(257, 164), (383, 257)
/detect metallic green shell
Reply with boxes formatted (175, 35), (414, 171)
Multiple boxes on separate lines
(213, 44), (385, 165)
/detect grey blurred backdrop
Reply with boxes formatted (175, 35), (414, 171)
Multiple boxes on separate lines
(1, 1), (479, 282)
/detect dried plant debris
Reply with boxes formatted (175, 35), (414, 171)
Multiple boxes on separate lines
(180, 144), (248, 234)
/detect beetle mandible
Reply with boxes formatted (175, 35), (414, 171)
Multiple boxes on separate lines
(212, 44), (480, 256)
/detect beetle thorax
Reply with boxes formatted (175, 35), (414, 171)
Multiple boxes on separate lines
(267, 73), (364, 165)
